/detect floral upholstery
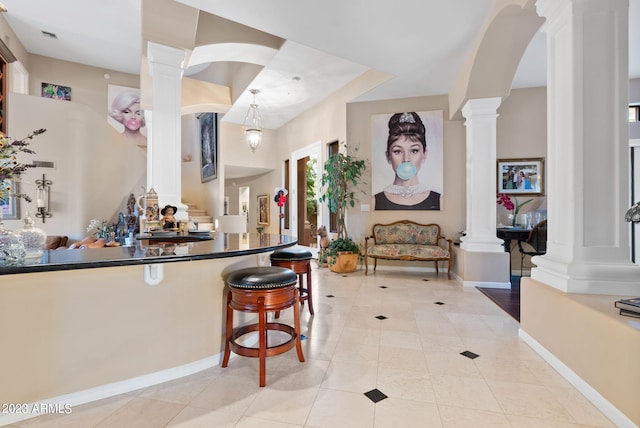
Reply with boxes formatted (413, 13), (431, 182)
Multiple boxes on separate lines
(373, 223), (439, 245)
(366, 244), (449, 259)
(364, 221), (453, 279)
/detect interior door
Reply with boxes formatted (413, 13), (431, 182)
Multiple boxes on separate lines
(291, 142), (321, 246)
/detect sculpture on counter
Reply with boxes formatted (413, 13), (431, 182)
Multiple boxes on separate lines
(160, 204), (178, 230)
(137, 188), (160, 231)
(125, 193), (138, 233)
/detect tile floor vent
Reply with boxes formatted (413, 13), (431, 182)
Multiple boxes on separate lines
(32, 160), (54, 168)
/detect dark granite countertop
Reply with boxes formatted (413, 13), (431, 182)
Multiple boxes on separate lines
(0, 233), (296, 275)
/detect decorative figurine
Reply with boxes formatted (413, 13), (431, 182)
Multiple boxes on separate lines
(317, 225), (330, 266)
(124, 193), (138, 233)
(160, 204), (178, 230)
(137, 187), (159, 230)
(274, 187), (288, 207)
(274, 187), (288, 237)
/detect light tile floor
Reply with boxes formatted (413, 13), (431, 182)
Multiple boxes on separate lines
(11, 268), (615, 428)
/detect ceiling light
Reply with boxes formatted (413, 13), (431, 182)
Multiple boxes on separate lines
(0, 3), (7, 13)
(242, 89), (263, 153)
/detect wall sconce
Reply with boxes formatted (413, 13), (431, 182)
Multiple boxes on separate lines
(35, 174), (52, 222)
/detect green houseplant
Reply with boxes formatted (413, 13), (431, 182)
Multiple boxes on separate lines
(325, 236), (361, 273)
(318, 144), (366, 272)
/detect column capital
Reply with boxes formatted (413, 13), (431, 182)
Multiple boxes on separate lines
(461, 97), (502, 119)
(147, 42), (187, 70)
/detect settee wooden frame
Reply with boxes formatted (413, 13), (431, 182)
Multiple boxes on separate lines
(364, 220), (453, 279)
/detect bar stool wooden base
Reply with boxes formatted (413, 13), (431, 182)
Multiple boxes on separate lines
(221, 267), (305, 387)
(270, 248), (314, 316)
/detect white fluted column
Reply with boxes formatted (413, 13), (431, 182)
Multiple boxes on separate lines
(146, 42), (188, 221)
(460, 98), (504, 252)
(533, 0), (640, 295)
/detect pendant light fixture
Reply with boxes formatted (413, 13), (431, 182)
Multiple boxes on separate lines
(242, 89), (263, 152)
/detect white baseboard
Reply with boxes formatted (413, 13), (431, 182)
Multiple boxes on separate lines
(518, 329), (637, 428)
(0, 353), (224, 427)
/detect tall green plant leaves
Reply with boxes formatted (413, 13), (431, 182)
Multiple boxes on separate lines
(319, 145), (366, 239)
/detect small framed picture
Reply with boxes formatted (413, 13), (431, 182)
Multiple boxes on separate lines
(497, 158), (544, 195)
(257, 195), (269, 225)
(41, 82), (71, 101)
(0, 180), (19, 219)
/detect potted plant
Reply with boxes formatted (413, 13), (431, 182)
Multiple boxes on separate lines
(325, 236), (361, 273)
(319, 143), (366, 272)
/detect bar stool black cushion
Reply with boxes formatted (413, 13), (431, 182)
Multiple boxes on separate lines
(222, 265), (305, 387)
(270, 248), (313, 261)
(270, 248), (315, 316)
(227, 266), (297, 290)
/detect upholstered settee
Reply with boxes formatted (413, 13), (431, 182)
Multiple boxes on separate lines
(364, 220), (453, 279)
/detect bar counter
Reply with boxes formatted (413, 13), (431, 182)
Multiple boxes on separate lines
(0, 232), (295, 274)
(0, 233), (296, 425)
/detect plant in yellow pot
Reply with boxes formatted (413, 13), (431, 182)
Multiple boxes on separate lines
(326, 236), (360, 273)
(318, 143), (366, 273)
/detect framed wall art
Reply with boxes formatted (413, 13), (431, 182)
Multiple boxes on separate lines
(41, 82), (71, 101)
(257, 194), (269, 225)
(497, 158), (545, 195)
(0, 180), (19, 219)
(371, 110), (444, 210)
(107, 84), (147, 146)
(199, 112), (218, 182)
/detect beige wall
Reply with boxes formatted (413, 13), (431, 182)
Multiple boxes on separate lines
(521, 278), (640, 426)
(0, 13), (30, 69)
(6, 93), (147, 240)
(0, 255), (258, 405)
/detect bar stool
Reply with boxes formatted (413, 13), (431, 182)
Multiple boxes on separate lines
(270, 248), (314, 316)
(221, 266), (305, 387)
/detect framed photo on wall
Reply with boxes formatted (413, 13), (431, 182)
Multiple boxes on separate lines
(0, 180), (19, 219)
(41, 82), (71, 101)
(497, 158), (544, 195)
(199, 112), (218, 183)
(257, 195), (269, 225)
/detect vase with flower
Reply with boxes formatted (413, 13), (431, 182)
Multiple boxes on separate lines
(497, 193), (533, 227)
(0, 129), (46, 265)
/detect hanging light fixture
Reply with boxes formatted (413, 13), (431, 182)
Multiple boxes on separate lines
(242, 89), (263, 152)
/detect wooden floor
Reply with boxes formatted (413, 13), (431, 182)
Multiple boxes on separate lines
(476, 276), (521, 322)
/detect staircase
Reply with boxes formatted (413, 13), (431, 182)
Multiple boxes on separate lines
(185, 203), (213, 225)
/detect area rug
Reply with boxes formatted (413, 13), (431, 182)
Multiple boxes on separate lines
(476, 276), (521, 322)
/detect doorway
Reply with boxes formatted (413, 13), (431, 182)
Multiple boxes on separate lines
(291, 142), (322, 247)
(238, 186), (249, 231)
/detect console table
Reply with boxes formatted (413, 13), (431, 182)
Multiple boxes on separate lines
(496, 227), (530, 253)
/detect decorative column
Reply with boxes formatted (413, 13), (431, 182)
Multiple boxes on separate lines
(460, 97), (505, 252)
(146, 42), (188, 221)
(534, 0), (640, 294)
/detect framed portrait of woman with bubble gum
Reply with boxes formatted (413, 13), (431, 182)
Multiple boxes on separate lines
(371, 110), (444, 210)
(107, 84), (147, 147)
